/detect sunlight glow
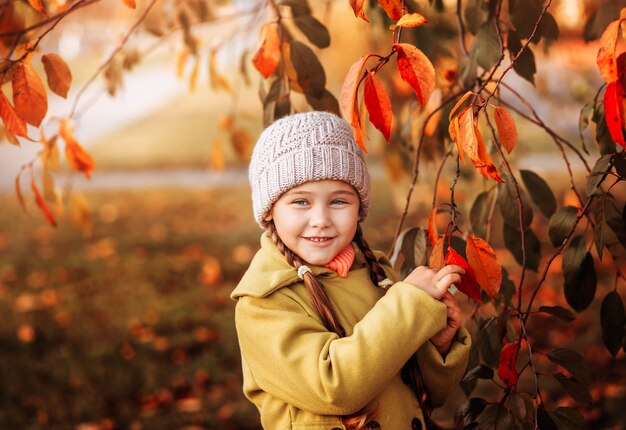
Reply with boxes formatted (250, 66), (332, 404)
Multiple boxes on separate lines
(556, 0), (584, 30)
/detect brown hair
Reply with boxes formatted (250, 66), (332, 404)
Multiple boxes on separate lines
(267, 221), (452, 429)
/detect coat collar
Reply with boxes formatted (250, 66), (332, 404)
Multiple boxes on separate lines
(231, 233), (369, 300)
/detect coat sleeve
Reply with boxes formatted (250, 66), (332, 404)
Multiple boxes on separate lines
(235, 281), (448, 416)
(415, 326), (471, 408)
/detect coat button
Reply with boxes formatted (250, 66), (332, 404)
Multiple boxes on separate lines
(412, 417), (423, 430)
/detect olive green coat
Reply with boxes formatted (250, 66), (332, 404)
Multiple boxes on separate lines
(232, 234), (471, 430)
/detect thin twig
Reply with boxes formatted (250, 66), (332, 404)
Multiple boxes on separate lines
(455, 0), (469, 56)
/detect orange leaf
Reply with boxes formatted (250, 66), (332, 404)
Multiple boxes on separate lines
(474, 126), (503, 182)
(12, 63), (47, 127)
(15, 171), (27, 212)
(429, 237), (445, 270)
(394, 43), (435, 107)
(604, 80), (626, 148)
(394, 12), (428, 28)
(445, 248), (482, 303)
(341, 56), (369, 152)
(41, 54), (72, 98)
(211, 137), (225, 171)
(597, 20), (620, 83)
(449, 90), (474, 121)
(122, 0), (136, 9)
(424, 108), (441, 136)
(378, 0), (403, 21)
(31, 176), (57, 226)
(60, 119), (94, 179)
(427, 207), (438, 246)
(252, 23), (281, 79)
(498, 342), (519, 387)
(466, 235), (502, 298)
(363, 70), (392, 141)
(349, 0), (369, 22)
(494, 106), (517, 153)
(27, 0), (46, 14)
(0, 90), (28, 138)
(209, 49), (232, 93)
(455, 107), (477, 160)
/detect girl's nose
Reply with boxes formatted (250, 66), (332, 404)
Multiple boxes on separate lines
(309, 205), (331, 228)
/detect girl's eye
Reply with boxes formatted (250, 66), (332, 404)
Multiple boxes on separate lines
(331, 199), (348, 205)
(292, 199), (309, 206)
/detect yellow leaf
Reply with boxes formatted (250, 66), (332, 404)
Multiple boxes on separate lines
(41, 54), (72, 98)
(177, 50), (188, 79)
(41, 167), (56, 203)
(282, 42), (303, 93)
(230, 128), (252, 160)
(12, 63), (48, 127)
(394, 12), (428, 28)
(15, 171), (27, 212)
(597, 20), (620, 83)
(189, 57), (199, 91)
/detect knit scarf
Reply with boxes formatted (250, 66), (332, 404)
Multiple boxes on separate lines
(324, 245), (355, 277)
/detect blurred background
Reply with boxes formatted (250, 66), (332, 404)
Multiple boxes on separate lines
(0, 0), (625, 428)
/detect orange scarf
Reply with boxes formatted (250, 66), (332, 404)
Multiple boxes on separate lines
(324, 245), (355, 277)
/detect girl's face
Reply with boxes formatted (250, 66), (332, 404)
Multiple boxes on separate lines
(266, 180), (360, 266)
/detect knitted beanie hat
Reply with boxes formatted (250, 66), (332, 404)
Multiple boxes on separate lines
(249, 111), (370, 227)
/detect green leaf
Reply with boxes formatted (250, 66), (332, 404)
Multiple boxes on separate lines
(538, 305), (576, 322)
(592, 104), (618, 155)
(477, 316), (504, 367)
(471, 18), (500, 71)
(547, 347), (591, 384)
(461, 397), (488, 424)
(460, 343), (481, 396)
(582, 4), (621, 42)
(290, 41), (326, 97)
(510, 0), (543, 39)
(601, 291), (625, 357)
(578, 101), (594, 153)
(463, 0), (491, 35)
(503, 223), (541, 271)
(293, 15), (330, 48)
(564, 252), (596, 313)
(585, 154), (612, 197)
(593, 197), (607, 260)
(605, 193), (626, 248)
(399, 227), (428, 277)
(553, 373), (592, 406)
(470, 190), (494, 239)
(562, 235), (586, 275)
(520, 169), (556, 218)
(613, 152), (626, 178)
(305, 89), (340, 116)
(462, 364), (494, 383)
(498, 179), (533, 231)
(498, 268), (515, 307)
(508, 31), (536, 84)
(549, 407), (585, 430)
(508, 391), (534, 424)
(538, 12), (559, 41)
(537, 406), (558, 430)
(548, 206), (578, 247)
(477, 403), (514, 430)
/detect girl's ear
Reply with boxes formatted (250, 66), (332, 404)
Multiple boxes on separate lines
(264, 211), (273, 222)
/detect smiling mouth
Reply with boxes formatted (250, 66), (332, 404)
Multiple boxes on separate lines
(303, 236), (335, 242)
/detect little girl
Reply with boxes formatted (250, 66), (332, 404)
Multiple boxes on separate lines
(232, 111), (471, 430)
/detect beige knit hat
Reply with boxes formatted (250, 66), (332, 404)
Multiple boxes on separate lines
(249, 111), (370, 227)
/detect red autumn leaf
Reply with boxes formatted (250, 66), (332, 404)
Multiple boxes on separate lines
(603, 80), (626, 148)
(597, 20), (620, 83)
(41, 54), (72, 99)
(378, 0), (403, 21)
(340, 55), (369, 152)
(494, 106), (517, 153)
(445, 248), (482, 303)
(31, 176), (57, 226)
(466, 235), (502, 298)
(12, 63), (48, 127)
(429, 237), (445, 270)
(363, 70), (392, 141)
(349, 0), (369, 22)
(498, 342), (520, 387)
(394, 12), (428, 28)
(252, 23), (281, 79)
(0, 90), (28, 138)
(428, 207), (438, 246)
(394, 43), (435, 107)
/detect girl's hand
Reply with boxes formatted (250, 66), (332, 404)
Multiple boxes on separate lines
(429, 291), (462, 356)
(403, 265), (465, 300)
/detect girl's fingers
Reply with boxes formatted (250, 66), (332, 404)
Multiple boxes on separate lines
(437, 274), (462, 290)
(434, 264), (465, 281)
